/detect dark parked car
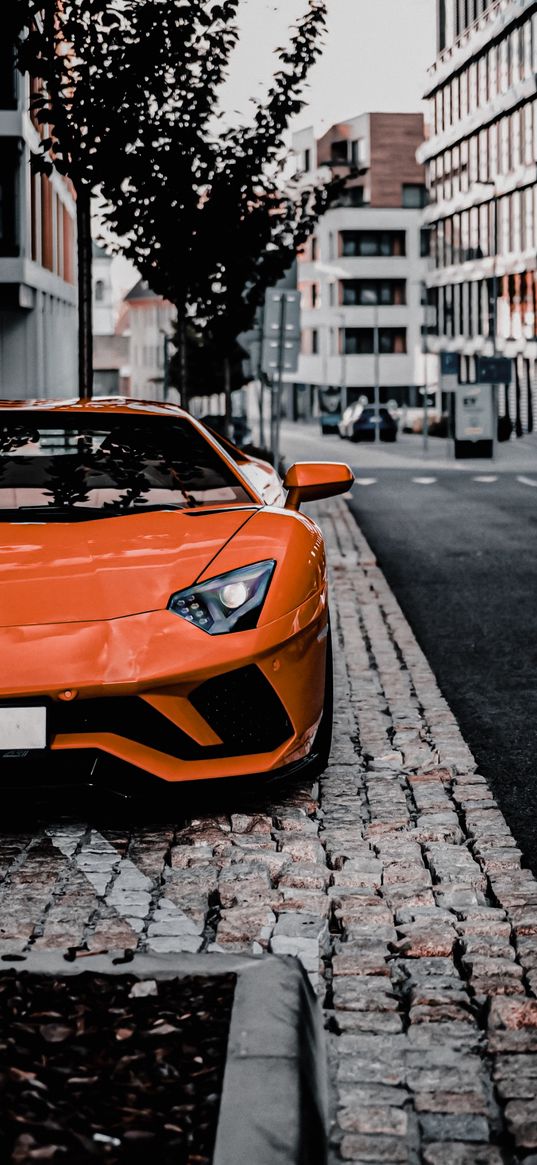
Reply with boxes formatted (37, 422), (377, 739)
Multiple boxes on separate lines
(320, 412), (342, 436)
(351, 406), (397, 443)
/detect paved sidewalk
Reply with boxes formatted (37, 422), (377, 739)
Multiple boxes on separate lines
(1, 499), (537, 1161)
(280, 419), (537, 474)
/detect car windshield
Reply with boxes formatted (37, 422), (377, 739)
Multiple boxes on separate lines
(0, 413), (252, 517)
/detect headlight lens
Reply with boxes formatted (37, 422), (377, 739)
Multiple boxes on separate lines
(168, 560), (275, 635)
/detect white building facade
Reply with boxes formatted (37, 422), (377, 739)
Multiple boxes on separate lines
(0, 47), (77, 398)
(418, 0), (537, 434)
(124, 280), (175, 400)
(289, 114), (431, 419)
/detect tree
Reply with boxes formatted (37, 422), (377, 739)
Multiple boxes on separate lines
(100, 1), (335, 414)
(14, 0), (241, 396)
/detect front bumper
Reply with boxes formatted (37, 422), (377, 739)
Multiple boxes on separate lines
(0, 596), (328, 783)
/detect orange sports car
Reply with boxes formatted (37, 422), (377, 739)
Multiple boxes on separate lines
(0, 399), (353, 793)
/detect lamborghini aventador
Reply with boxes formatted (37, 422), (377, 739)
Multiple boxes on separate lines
(0, 399), (353, 788)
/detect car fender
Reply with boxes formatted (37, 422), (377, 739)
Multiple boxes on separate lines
(195, 508), (327, 625)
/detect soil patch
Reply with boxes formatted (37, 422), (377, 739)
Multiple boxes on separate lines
(0, 971), (236, 1164)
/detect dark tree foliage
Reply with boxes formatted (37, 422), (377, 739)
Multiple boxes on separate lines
(14, 0), (241, 396)
(100, 0), (335, 411)
(15, 0), (334, 415)
(168, 327), (247, 401)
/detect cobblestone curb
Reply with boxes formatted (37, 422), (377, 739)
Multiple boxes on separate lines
(1, 498), (537, 1162)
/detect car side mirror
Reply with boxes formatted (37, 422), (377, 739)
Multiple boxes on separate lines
(283, 462), (354, 511)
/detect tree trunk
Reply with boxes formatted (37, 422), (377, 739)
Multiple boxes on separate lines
(258, 378), (265, 448)
(224, 356), (232, 440)
(76, 185), (93, 398)
(177, 317), (188, 410)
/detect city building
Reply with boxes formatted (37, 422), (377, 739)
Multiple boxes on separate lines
(289, 112), (429, 420)
(92, 243), (129, 394)
(0, 43), (77, 397)
(124, 279), (175, 400)
(418, 0), (537, 434)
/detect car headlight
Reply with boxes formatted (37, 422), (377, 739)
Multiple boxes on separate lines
(168, 560), (275, 635)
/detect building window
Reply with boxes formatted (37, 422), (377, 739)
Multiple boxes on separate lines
(435, 90), (443, 134)
(499, 39), (509, 93)
(402, 184), (427, 209)
(343, 328), (407, 355)
(478, 129), (488, 182)
(334, 185), (365, 208)
(420, 228), (431, 258)
(451, 75), (460, 123)
(524, 18), (533, 79)
(0, 44), (17, 109)
(311, 329), (319, 354)
(350, 138), (366, 168)
(331, 139), (349, 165)
(460, 68), (469, 119)
(489, 44), (498, 98)
(341, 280), (406, 306)
(340, 230), (406, 257)
(304, 148), (311, 172)
(311, 236), (318, 261)
(0, 139), (19, 257)
(478, 53), (488, 106)
(524, 103), (534, 165)
(95, 280), (105, 302)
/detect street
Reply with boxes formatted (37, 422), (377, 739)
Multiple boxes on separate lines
(283, 422), (537, 875)
(3, 491), (537, 1160)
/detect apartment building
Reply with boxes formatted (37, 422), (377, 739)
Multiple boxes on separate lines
(0, 42), (77, 397)
(418, 0), (537, 434)
(92, 243), (129, 394)
(290, 113), (429, 419)
(124, 280), (175, 400)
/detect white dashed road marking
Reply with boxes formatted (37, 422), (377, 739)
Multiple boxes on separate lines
(355, 479), (377, 487)
(517, 475), (537, 488)
(474, 475), (498, 483)
(412, 477), (437, 485)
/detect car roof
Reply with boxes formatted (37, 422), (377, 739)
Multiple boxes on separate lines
(0, 397), (190, 417)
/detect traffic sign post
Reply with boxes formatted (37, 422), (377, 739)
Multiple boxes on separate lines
(262, 289), (301, 467)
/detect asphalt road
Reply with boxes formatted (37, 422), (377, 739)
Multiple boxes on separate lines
(281, 424), (537, 872)
(351, 471), (537, 872)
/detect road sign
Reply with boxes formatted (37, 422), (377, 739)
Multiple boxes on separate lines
(440, 352), (460, 377)
(476, 356), (512, 384)
(262, 336), (300, 375)
(262, 290), (301, 377)
(264, 289), (301, 338)
(440, 351), (460, 392)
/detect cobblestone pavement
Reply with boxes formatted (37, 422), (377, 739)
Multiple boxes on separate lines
(2, 498), (537, 1162)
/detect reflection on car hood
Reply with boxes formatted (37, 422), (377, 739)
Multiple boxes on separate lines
(0, 508), (256, 626)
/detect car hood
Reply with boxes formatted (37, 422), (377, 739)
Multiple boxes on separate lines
(0, 508), (257, 627)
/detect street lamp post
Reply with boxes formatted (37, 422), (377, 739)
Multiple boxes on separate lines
(159, 329), (172, 402)
(422, 281), (429, 454)
(373, 301), (380, 443)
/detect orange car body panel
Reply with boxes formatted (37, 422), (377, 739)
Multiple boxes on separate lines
(0, 397), (347, 784)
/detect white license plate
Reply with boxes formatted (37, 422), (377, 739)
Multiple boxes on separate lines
(0, 706), (47, 750)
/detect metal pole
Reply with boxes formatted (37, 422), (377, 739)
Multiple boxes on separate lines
(373, 302), (380, 443)
(422, 281), (429, 454)
(256, 305), (266, 448)
(271, 293), (286, 469)
(492, 192), (498, 355)
(340, 313), (347, 415)
(491, 190), (498, 460)
(163, 333), (170, 401)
